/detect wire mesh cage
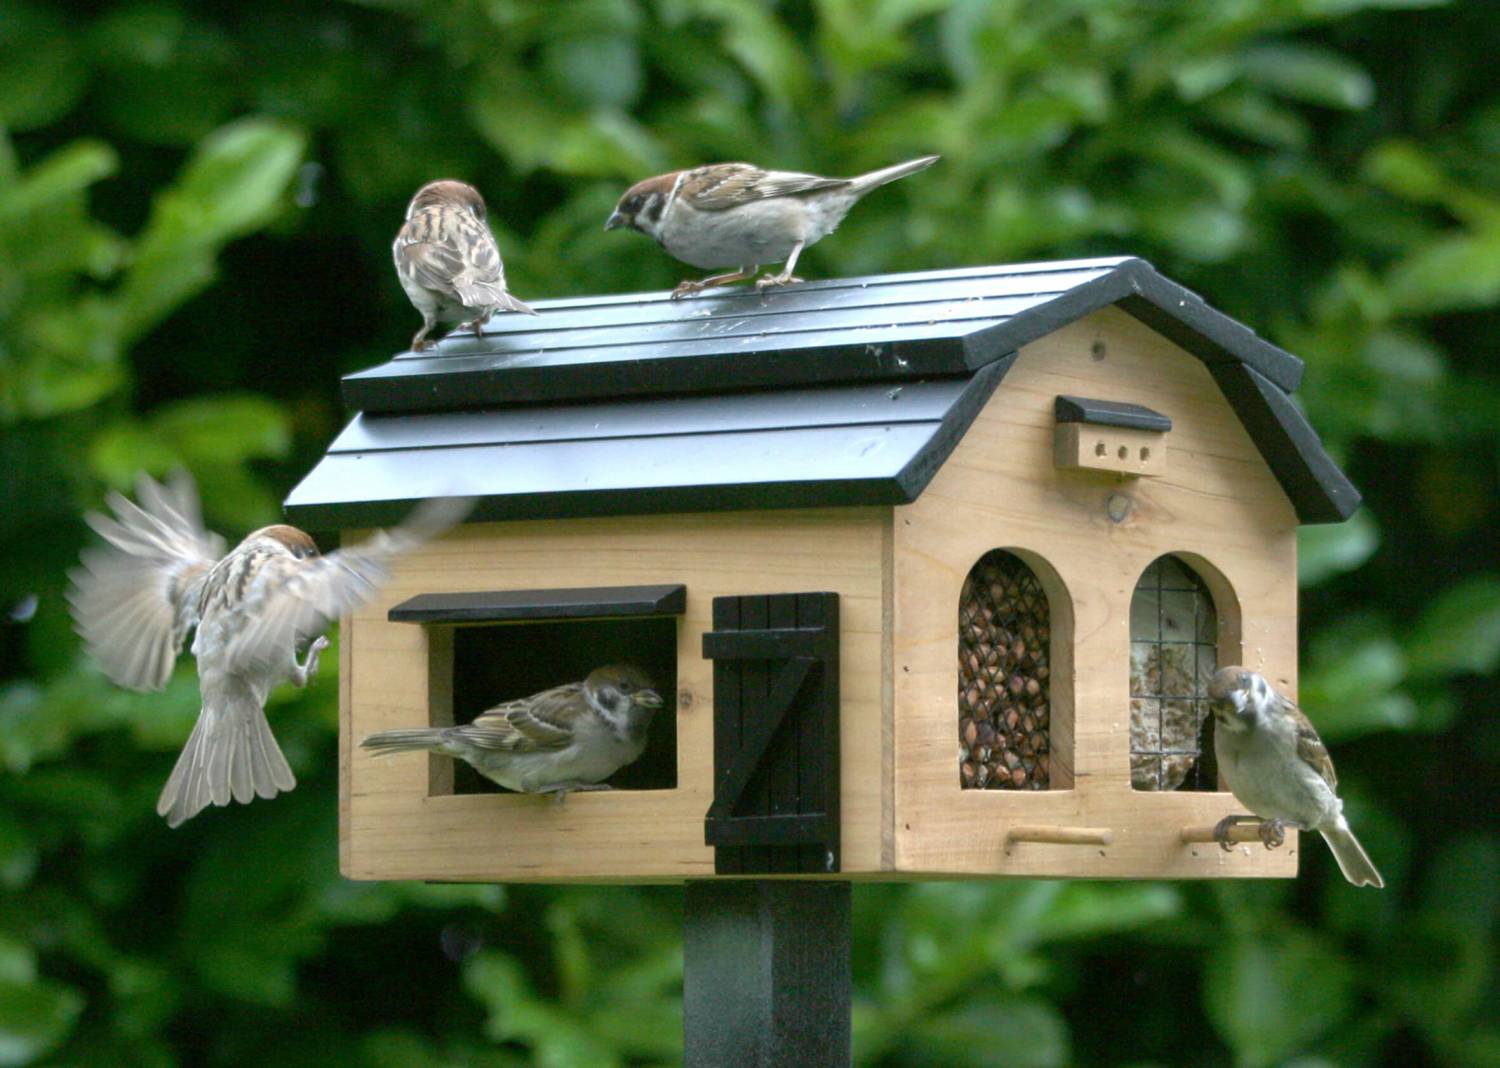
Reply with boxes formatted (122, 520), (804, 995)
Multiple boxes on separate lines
(1129, 555), (1218, 791)
(957, 550), (1052, 790)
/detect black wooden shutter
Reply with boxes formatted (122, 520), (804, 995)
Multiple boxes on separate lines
(701, 592), (840, 875)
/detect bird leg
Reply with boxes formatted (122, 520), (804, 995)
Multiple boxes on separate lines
(671, 266), (759, 300)
(544, 782), (614, 805)
(291, 636), (330, 688)
(1258, 818), (1291, 850)
(755, 241), (806, 290)
(459, 310), (493, 339)
(411, 318), (436, 352)
(1212, 814), (1264, 852)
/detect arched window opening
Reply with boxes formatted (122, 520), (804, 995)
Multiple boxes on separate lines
(1129, 555), (1219, 791)
(958, 550), (1052, 790)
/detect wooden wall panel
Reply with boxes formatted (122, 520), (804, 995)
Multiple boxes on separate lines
(344, 509), (889, 882)
(894, 307), (1302, 878)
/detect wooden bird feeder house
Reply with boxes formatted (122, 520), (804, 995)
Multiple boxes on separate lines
(286, 256), (1360, 886)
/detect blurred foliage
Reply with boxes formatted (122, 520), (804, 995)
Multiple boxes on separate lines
(1, 0), (1498, 1064)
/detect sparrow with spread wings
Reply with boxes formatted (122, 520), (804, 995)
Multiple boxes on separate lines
(604, 155), (939, 298)
(359, 665), (662, 796)
(67, 472), (467, 827)
(394, 179), (537, 351)
(1209, 666), (1383, 888)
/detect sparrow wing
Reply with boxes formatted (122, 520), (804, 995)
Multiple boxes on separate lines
(1286, 698), (1338, 791)
(682, 163), (848, 210)
(225, 498), (470, 675)
(458, 683), (585, 752)
(68, 470), (225, 691)
(397, 212), (514, 309)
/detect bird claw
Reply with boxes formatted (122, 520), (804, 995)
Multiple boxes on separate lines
(670, 280), (704, 300)
(460, 313), (491, 339)
(544, 782), (612, 804)
(1259, 818), (1288, 850)
(755, 273), (803, 291)
(294, 636), (330, 687)
(1213, 814), (1260, 852)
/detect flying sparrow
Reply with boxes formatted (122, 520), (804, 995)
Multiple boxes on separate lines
(1208, 666), (1384, 888)
(359, 664), (663, 796)
(68, 471), (468, 828)
(604, 154), (939, 298)
(394, 179), (537, 351)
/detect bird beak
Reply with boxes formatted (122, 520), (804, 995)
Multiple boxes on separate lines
(603, 211), (627, 232)
(636, 688), (663, 710)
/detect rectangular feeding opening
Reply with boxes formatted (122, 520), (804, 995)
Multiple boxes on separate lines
(389, 585), (683, 797)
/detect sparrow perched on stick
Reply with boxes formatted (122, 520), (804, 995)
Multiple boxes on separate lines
(394, 179), (537, 351)
(360, 665), (662, 796)
(1208, 666), (1384, 888)
(604, 155), (939, 299)
(68, 471), (468, 827)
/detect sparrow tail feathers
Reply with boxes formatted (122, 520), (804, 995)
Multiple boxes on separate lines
(1320, 821), (1384, 888)
(157, 687), (295, 828)
(494, 291), (538, 316)
(360, 728), (452, 754)
(847, 154), (940, 195)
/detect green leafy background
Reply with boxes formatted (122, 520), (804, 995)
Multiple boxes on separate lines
(2, 0), (1497, 1064)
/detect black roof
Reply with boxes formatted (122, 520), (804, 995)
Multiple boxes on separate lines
(286, 257), (1359, 529)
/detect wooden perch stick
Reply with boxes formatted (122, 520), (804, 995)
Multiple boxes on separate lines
(1005, 825), (1114, 846)
(1179, 823), (1270, 845)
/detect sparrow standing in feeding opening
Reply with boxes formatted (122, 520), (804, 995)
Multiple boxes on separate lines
(394, 179), (537, 352)
(360, 664), (663, 797)
(1208, 666), (1384, 888)
(604, 155), (940, 299)
(68, 471), (468, 827)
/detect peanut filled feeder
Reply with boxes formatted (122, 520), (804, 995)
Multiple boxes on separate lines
(286, 257), (1360, 1066)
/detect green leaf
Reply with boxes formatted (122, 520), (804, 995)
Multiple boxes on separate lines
(1243, 44), (1374, 110)
(1204, 930), (1356, 1068)
(1299, 616), (1413, 740)
(86, 423), (184, 489)
(1029, 883), (1182, 942)
(0, 811), (37, 890)
(0, 3), (87, 130)
(0, 977), (84, 1067)
(1387, 228), (1500, 315)
(1298, 509), (1379, 586)
(904, 998), (1070, 1068)
(149, 394), (291, 465)
(0, 939), (32, 986)
(118, 117), (305, 342)
(1406, 575), (1500, 679)
(0, 140), (118, 225)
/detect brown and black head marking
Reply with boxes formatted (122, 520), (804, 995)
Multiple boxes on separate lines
(256, 525), (320, 560)
(406, 180), (487, 222)
(604, 172), (680, 234)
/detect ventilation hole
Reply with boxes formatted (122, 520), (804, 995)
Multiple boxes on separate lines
(1117, 445), (1128, 460)
(1140, 447), (1151, 461)
(1095, 441), (1107, 457)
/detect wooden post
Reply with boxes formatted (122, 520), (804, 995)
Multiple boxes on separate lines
(683, 881), (851, 1068)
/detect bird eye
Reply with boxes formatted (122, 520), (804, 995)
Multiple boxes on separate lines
(619, 680), (634, 693)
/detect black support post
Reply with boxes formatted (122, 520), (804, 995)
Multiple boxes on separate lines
(683, 881), (852, 1068)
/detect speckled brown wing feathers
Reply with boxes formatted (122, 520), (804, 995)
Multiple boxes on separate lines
(679, 163), (849, 210)
(67, 471), (225, 692)
(1285, 696), (1338, 791)
(224, 497), (470, 676)
(395, 210), (509, 309)
(456, 683), (587, 752)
